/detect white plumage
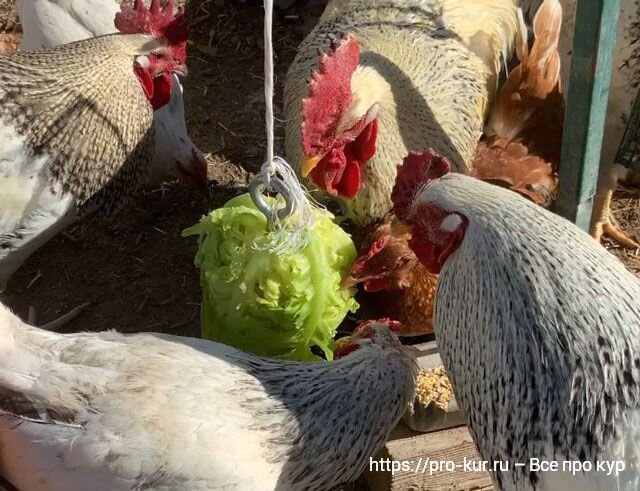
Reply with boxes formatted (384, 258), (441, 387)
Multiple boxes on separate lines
(392, 151), (639, 490)
(0, 121), (75, 284)
(0, 310), (417, 490)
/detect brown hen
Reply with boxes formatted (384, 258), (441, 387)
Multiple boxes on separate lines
(474, 0), (563, 207)
(343, 213), (437, 336)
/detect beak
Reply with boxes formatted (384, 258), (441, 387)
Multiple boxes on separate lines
(301, 154), (323, 177)
(173, 64), (188, 77)
(341, 274), (359, 289)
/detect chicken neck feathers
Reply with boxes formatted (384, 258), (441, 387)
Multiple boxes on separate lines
(0, 34), (156, 217)
(428, 174), (640, 490)
(0, 304), (417, 490)
(285, 0), (518, 226)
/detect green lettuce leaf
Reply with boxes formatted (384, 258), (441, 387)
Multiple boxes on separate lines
(183, 193), (358, 361)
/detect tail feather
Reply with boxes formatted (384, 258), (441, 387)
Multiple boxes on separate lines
(485, 0), (563, 141)
(529, 0), (562, 88)
(515, 8), (529, 62)
(443, 0), (519, 95)
(0, 303), (61, 409)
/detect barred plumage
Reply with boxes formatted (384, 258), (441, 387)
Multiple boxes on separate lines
(0, 34), (156, 216)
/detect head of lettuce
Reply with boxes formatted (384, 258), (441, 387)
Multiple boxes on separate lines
(183, 194), (359, 361)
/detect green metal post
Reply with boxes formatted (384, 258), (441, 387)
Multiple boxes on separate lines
(555, 0), (621, 230)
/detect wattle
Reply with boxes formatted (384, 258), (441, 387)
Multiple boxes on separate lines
(309, 147), (361, 198)
(134, 68), (173, 111)
(150, 72), (173, 110)
(309, 119), (378, 199)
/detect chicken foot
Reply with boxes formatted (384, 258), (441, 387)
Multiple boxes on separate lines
(591, 188), (640, 249)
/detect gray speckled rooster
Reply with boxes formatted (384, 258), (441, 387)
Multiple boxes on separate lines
(391, 150), (640, 490)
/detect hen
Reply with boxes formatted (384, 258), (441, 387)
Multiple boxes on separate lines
(343, 0), (563, 335)
(0, 0), (188, 288)
(392, 149), (640, 491)
(474, 0), (562, 207)
(0, 312), (417, 490)
(16, 0), (207, 188)
(284, 0), (518, 227)
(343, 213), (437, 336)
(521, 0), (640, 248)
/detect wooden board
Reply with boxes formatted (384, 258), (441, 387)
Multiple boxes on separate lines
(363, 341), (494, 490)
(364, 424), (494, 491)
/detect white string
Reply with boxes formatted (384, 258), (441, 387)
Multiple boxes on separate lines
(249, 0), (318, 255)
(263, 0), (275, 175)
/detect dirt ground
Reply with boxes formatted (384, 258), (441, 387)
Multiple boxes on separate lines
(0, 0), (639, 336)
(0, 0), (328, 334)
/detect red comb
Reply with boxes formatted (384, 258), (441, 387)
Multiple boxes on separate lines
(115, 0), (188, 62)
(392, 150), (451, 221)
(350, 235), (389, 276)
(301, 34), (360, 156)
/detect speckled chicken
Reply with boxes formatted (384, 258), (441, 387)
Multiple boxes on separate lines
(284, 0), (519, 227)
(392, 149), (640, 490)
(0, 311), (417, 491)
(0, 0), (188, 288)
(521, 0), (640, 248)
(16, 0), (207, 188)
(342, 0), (562, 336)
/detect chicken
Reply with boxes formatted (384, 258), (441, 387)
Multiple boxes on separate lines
(474, 0), (563, 207)
(392, 149), (640, 490)
(343, 213), (437, 336)
(0, 32), (20, 54)
(284, 0), (519, 227)
(16, 0), (207, 189)
(0, 0), (188, 289)
(343, 0), (562, 334)
(521, 0), (640, 248)
(0, 311), (417, 490)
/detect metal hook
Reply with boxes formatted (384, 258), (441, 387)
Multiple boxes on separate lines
(249, 174), (296, 227)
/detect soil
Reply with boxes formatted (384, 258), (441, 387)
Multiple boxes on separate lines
(0, 0), (327, 334)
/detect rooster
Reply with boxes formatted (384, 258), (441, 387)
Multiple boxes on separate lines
(343, 0), (562, 335)
(0, 0), (188, 288)
(391, 149), (640, 490)
(16, 0), (207, 189)
(521, 0), (640, 249)
(0, 313), (416, 490)
(284, 0), (519, 227)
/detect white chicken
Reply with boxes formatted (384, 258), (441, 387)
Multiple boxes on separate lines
(0, 312), (417, 490)
(16, 0), (207, 189)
